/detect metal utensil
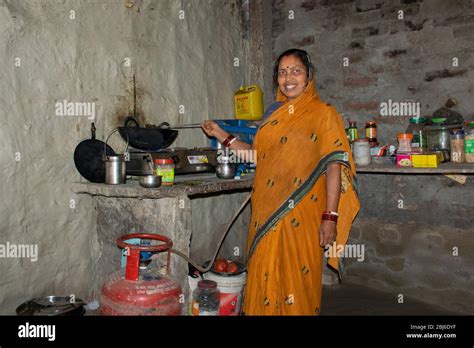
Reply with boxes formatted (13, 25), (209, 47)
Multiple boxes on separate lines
(157, 121), (202, 130)
(215, 156), (236, 179)
(16, 296), (86, 316)
(139, 175), (162, 188)
(74, 123), (116, 183)
(103, 128), (129, 185)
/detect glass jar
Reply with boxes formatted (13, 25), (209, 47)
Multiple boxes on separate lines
(450, 131), (465, 163)
(365, 121), (377, 142)
(191, 280), (221, 316)
(353, 138), (371, 166)
(405, 117), (427, 151)
(154, 159), (175, 186)
(397, 133), (413, 153)
(465, 123), (474, 163)
(348, 120), (358, 142)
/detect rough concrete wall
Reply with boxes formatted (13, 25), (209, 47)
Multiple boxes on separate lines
(344, 174), (474, 314)
(0, 0), (250, 314)
(269, 0), (474, 141)
(190, 190), (251, 266)
(267, 0), (474, 312)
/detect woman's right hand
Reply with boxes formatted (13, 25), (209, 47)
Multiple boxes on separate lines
(201, 120), (225, 139)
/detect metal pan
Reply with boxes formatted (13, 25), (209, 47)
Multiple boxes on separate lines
(117, 116), (178, 151)
(16, 296), (86, 316)
(74, 123), (116, 183)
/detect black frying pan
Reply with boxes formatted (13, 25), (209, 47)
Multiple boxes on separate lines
(74, 123), (116, 183)
(117, 116), (178, 151)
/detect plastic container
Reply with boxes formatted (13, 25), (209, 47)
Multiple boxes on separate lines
(405, 117), (427, 150)
(465, 123), (474, 163)
(209, 119), (258, 149)
(191, 280), (221, 316)
(450, 131), (465, 163)
(154, 159), (174, 186)
(203, 271), (246, 316)
(353, 139), (371, 166)
(234, 85), (264, 120)
(397, 133), (413, 153)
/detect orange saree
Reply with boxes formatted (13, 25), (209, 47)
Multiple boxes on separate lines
(242, 81), (360, 315)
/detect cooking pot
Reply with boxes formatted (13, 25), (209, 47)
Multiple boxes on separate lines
(118, 116), (178, 151)
(103, 128), (129, 185)
(139, 174), (162, 188)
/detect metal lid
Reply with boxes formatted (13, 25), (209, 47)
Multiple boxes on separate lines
(366, 121), (376, 126)
(397, 133), (414, 140)
(154, 159), (174, 164)
(198, 280), (217, 289)
(409, 117), (426, 124)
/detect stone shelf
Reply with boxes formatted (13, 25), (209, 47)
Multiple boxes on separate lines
(356, 162), (474, 174)
(72, 172), (255, 199)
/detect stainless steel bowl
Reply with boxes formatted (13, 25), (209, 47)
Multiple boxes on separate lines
(139, 175), (162, 188)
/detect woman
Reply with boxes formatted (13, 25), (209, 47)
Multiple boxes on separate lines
(201, 48), (360, 315)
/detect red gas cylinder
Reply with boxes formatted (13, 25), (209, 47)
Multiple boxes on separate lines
(100, 233), (183, 315)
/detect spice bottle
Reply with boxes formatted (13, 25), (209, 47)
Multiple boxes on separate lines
(365, 121), (377, 142)
(450, 131), (465, 163)
(397, 133), (414, 153)
(348, 120), (358, 142)
(191, 280), (221, 316)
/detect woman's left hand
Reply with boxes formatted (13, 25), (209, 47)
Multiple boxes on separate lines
(319, 221), (337, 247)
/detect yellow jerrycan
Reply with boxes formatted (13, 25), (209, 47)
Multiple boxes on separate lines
(234, 84), (264, 120)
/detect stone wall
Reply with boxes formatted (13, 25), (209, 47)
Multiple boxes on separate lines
(265, 0), (474, 313)
(0, 0), (250, 314)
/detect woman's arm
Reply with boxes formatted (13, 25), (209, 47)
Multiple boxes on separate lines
(201, 120), (254, 162)
(320, 163), (341, 246)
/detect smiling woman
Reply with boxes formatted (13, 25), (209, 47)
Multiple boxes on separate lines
(274, 48), (315, 99)
(242, 48), (360, 315)
(202, 48), (360, 315)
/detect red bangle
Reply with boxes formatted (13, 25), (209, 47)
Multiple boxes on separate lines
(323, 211), (339, 217)
(223, 135), (236, 147)
(322, 213), (338, 223)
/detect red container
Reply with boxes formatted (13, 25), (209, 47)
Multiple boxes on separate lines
(100, 233), (183, 316)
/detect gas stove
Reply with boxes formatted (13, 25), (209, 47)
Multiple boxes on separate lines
(126, 147), (218, 176)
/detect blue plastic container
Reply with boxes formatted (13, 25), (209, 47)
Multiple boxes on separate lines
(209, 119), (258, 148)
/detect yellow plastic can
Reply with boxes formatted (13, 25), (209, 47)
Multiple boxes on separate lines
(234, 84), (264, 120)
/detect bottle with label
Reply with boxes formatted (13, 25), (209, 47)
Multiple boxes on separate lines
(465, 123), (474, 163)
(365, 121), (377, 143)
(405, 117), (427, 151)
(348, 120), (358, 142)
(191, 280), (221, 316)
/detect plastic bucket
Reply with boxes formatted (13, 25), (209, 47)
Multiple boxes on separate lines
(203, 271), (246, 316)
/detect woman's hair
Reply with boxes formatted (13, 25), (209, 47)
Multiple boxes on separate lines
(273, 48), (315, 90)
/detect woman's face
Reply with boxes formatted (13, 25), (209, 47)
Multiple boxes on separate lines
(277, 55), (309, 99)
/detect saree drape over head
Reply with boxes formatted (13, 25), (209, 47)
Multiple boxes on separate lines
(242, 81), (360, 315)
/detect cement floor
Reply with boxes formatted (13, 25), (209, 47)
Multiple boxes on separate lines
(321, 282), (458, 315)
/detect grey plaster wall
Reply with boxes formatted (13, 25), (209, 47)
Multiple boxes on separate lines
(0, 0), (250, 314)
